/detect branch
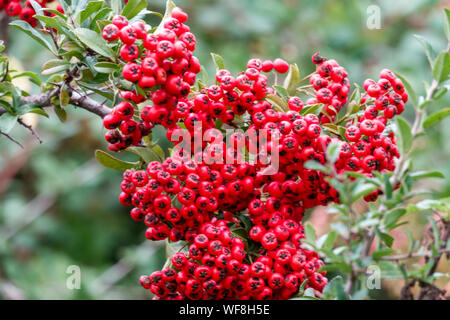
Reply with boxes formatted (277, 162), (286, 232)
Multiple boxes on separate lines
(0, 131), (23, 148)
(380, 247), (450, 261)
(18, 117), (42, 144)
(0, 87), (112, 118)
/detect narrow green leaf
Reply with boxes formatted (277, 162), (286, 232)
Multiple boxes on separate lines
(372, 248), (396, 259)
(410, 170), (445, 180)
(304, 222), (316, 243)
(154, 0), (177, 35)
(54, 104), (67, 122)
(94, 62), (120, 74)
(122, 0), (148, 19)
(0, 113), (18, 133)
(444, 8), (450, 42)
(304, 160), (328, 173)
(383, 208), (407, 231)
(95, 149), (138, 171)
(283, 63), (301, 95)
(395, 117), (413, 153)
(413, 34), (437, 68)
(211, 52), (226, 71)
(322, 231), (338, 252)
(74, 28), (115, 60)
(432, 51), (450, 83)
(326, 141), (341, 164)
(41, 59), (70, 76)
(423, 108), (450, 129)
(79, 1), (104, 23)
(10, 20), (56, 54)
(394, 72), (418, 108)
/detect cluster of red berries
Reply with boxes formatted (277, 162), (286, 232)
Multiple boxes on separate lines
(102, 101), (152, 151)
(101, 8), (202, 150)
(0, 0), (63, 27)
(307, 53), (350, 124)
(140, 219), (326, 300)
(104, 6), (409, 300)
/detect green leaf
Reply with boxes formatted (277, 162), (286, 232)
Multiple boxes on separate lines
(394, 72), (418, 108)
(351, 181), (377, 202)
(94, 62), (120, 74)
(34, 15), (77, 42)
(395, 117), (413, 154)
(346, 101), (360, 116)
(111, 0), (122, 15)
(154, 0), (177, 35)
(41, 59), (70, 76)
(413, 34), (437, 68)
(326, 141), (341, 164)
(210, 52), (225, 71)
(79, 1), (104, 23)
(10, 20), (56, 55)
(304, 160), (328, 173)
(59, 88), (70, 107)
(74, 28), (115, 60)
(423, 108), (450, 130)
(322, 276), (347, 300)
(54, 104), (67, 122)
(432, 51), (450, 83)
(383, 208), (407, 231)
(283, 63), (300, 95)
(299, 103), (322, 116)
(0, 113), (18, 134)
(376, 261), (403, 279)
(410, 170), (445, 180)
(16, 104), (49, 117)
(378, 231), (394, 248)
(95, 149), (138, 171)
(122, 0), (148, 19)
(128, 146), (162, 163)
(266, 94), (288, 112)
(231, 228), (248, 240)
(372, 248), (396, 259)
(12, 71), (42, 86)
(444, 9), (450, 42)
(304, 222), (316, 243)
(273, 85), (288, 100)
(322, 231), (338, 252)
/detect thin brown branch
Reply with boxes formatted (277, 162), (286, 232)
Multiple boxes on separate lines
(0, 131), (23, 148)
(18, 117), (42, 144)
(380, 247), (450, 261)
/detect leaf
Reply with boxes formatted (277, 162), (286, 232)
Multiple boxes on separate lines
(154, 0), (177, 35)
(122, 0), (148, 19)
(54, 104), (67, 122)
(413, 34), (437, 68)
(34, 15), (77, 42)
(326, 141), (341, 164)
(0, 113), (18, 134)
(322, 231), (338, 252)
(304, 222), (316, 243)
(299, 103), (322, 116)
(111, 0), (122, 15)
(128, 146), (162, 163)
(10, 20), (56, 55)
(273, 85), (288, 100)
(41, 59), (70, 76)
(394, 72), (418, 108)
(444, 9), (450, 42)
(283, 63), (301, 95)
(351, 181), (377, 202)
(304, 160), (328, 173)
(372, 248), (396, 259)
(94, 62), (120, 74)
(74, 28), (115, 60)
(12, 71), (42, 86)
(59, 88), (70, 107)
(346, 101), (360, 116)
(231, 228), (248, 240)
(383, 208), (407, 231)
(210, 52), (225, 71)
(95, 149), (138, 171)
(432, 51), (450, 83)
(16, 104), (49, 117)
(409, 170), (445, 180)
(423, 108), (450, 129)
(376, 261), (403, 279)
(395, 117), (413, 154)
(79, 1), (104, 23)
(322, 276), (347, 300)
(266, 94), (288, 112)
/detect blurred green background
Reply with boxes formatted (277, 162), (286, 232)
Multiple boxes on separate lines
(0, 0), (449, 299)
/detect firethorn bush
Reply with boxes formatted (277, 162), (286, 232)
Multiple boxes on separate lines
(0, 0), (449, 300)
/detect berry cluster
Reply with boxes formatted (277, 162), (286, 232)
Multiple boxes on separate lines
(307, 53), (350, 123)
(140, 219), (326, 300)
(101, 8), (201, 150)
(102, 5), (408, 300)
(0, 0), (63, 27)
